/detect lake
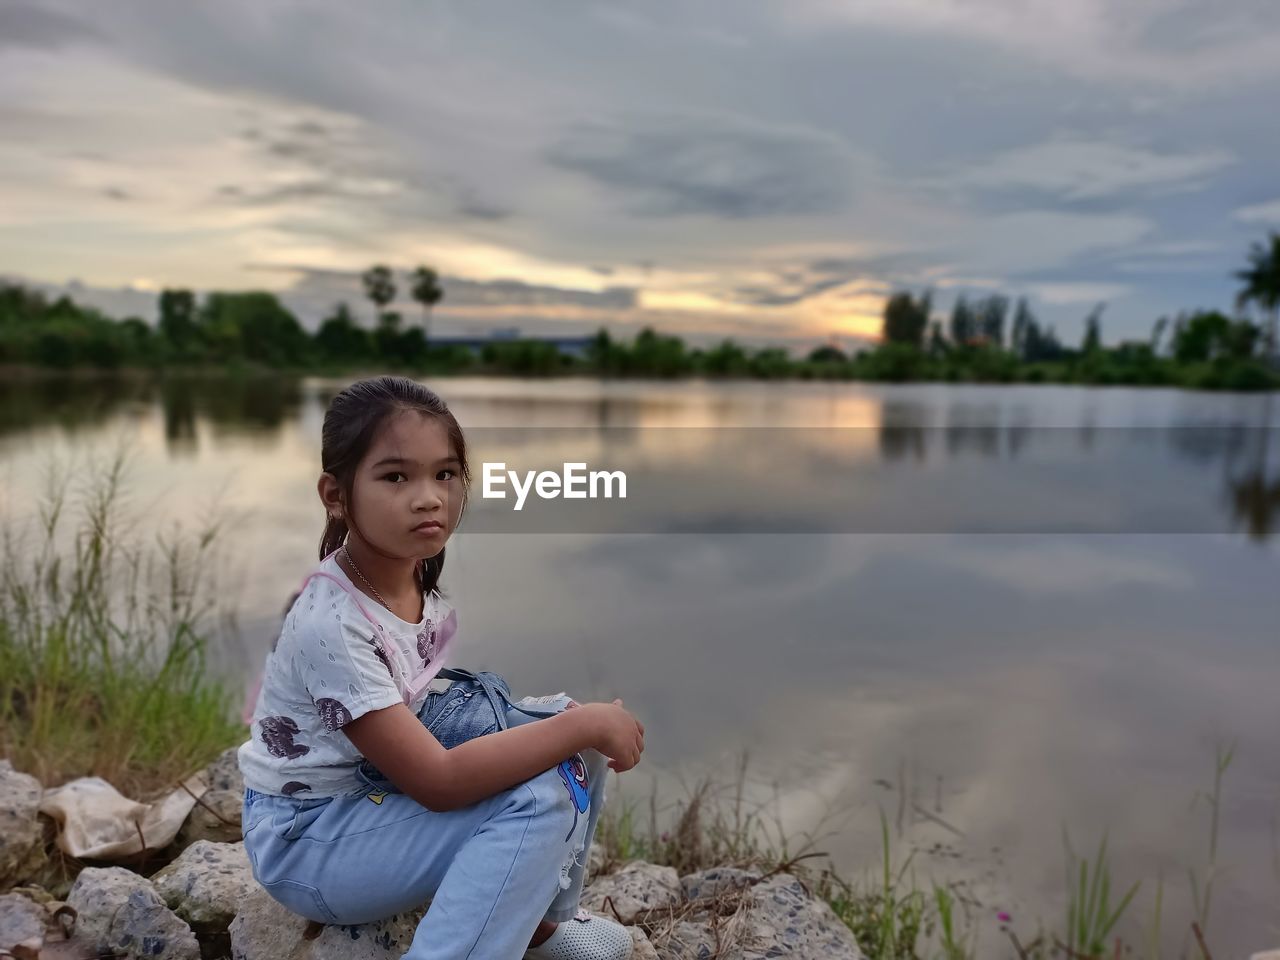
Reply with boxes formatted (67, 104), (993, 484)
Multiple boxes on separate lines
(2, 374), (1277, 956)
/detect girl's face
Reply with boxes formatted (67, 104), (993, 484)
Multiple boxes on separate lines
(344, 410), (464, 560)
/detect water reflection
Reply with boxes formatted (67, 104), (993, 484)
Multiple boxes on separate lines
(3, 376), (1280, 539)
(2, 375), (1277, 955)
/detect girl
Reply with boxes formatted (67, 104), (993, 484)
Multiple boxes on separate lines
(238, 376), (645, 960)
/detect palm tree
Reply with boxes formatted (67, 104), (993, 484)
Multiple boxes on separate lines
(409, 266), (443, 343)
(1235, 231), (1280, 367)
(361, 265), (396, 323)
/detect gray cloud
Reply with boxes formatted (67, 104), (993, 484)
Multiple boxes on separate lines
(730, 276), (849, 307)
(237, 266), (637, 330)
(4, 0), (1280, 345)
(546, 113), (854, 219)
(0, 2), (99, 51)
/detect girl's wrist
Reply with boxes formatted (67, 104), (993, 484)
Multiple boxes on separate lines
(563, 701), (604, 751)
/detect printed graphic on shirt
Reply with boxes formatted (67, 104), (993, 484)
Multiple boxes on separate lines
(558, 754), (590, 814)
(315, 697), (354, 731)
(260, 716), (309, 759)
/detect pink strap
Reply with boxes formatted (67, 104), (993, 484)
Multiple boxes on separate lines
(298, 564), (454, 704)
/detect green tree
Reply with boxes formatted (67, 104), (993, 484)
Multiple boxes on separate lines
(972, 294), (1009, 347)
(808, 344), (847, 363)
(1011, 298), (1034, 359)
(949, 296), (975, 346)
(362, 265), (397, 323)
(702, 339), (748, 377)
(749, 347), (792, 379)
(315, 303), (372, 362)
(158, 289), (197, 357)
(926, 321), (946, 358)
(198, 291), (307, 365)
(409, 265), (443, 342)
(882, 290), (931, 347)
(1172, 310), (1232, 363)
(630, 327), (688, 377)
(374, 310), (404, 361)
(1081, 303), (1105, 355)
(1235, 231), (1280, 366)
(587, 328), (626, 375)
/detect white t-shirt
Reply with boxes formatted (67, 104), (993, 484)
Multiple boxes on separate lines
(238, 552), (458, 798)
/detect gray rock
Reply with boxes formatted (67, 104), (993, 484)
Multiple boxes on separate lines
(176, 789), (243, 847)
(152, 840), (255, 936)
(655, 919), (723, 960)
(67, 866), (201, 960)
(0, 761), (46, 887)
(629, 924), (660, 960)
(680, 866), (762, 902)
(581, 861), (681, 925)
(229, 886), (426, 960)
(0, 892), (46, 955)
(660, 875), (860, 957)
(587, 841), (607, 880)
(204, 747), (245, 795)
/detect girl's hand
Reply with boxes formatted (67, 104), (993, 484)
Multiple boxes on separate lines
(583, 699), (645, 773)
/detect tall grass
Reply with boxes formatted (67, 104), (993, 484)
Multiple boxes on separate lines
(597, 748), (1255, 960)
(0, 451), (245, 797)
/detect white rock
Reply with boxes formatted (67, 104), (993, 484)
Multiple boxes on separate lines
(67, 866), (200, 960)
(581, 861), (681, 924)
(151, 840), (255, 935)
(680, 866), (762, 902)
(204, 747), (245, 795)
(651, 871), (864, 960)
(177, 788), (243, 847)
(0, 892), (46, 956)
(0, 761), (45, 886)
(1249, 951), (1280, 960)
(629, 924), (660, 960)
(230, 886), (426, 960)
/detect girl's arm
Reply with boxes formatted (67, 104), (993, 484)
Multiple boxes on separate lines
(343, 700), (643, 812)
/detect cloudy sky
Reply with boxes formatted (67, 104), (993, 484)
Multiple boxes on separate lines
(2, 0), (1279, 349)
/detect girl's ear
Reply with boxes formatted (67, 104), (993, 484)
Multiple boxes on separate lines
(317, 472), (345, 519)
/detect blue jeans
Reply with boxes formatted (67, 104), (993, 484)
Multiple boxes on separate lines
(241, 693), (608, 960)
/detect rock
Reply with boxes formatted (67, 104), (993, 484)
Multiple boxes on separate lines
(721, 873), (864, 959)
(177, 789), (243, 847)
(229, 887), (426, 960)
(587, 841), (607, 879)
(581, 861), (681, 924)
(1250, 952), (1280, 960)
(629, 924), (660, 960)
(655, 919), (722, 960)
(0, 761), (46, 887)
(67, 866), (200, 960)
(204, 747), (245, 795)
(151, 841), (255, 937)
(680, 866), (762, 902)
(0, 892), (46, 956)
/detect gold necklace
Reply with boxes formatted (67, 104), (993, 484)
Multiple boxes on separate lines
(341, 546), (391, 610)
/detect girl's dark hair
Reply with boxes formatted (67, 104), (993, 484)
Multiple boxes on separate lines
(319, 376), (470, 596)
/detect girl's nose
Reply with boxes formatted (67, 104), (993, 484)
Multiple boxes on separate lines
(414, 480), (445, 510)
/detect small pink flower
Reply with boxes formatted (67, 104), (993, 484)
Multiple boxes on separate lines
(997, 911), (1012, 923)
(660, 832), (670, 843)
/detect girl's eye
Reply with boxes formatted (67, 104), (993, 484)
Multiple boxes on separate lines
(437, 469), (456, 481)
(384, 472), (407, 483)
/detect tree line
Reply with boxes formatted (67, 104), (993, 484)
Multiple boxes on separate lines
(2, 233), (1278, 390)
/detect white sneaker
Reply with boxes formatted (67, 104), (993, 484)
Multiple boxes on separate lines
(523, 909), (633, 960)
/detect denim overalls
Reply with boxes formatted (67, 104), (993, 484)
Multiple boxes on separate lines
(241, 668), (608, 960)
